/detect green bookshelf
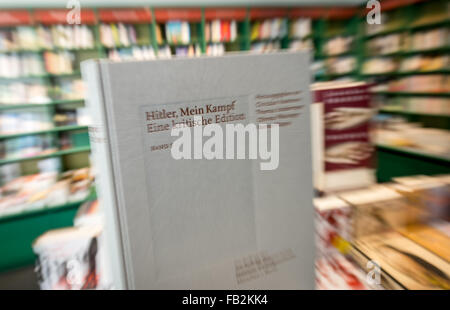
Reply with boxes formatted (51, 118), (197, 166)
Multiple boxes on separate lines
(363, 0), (450, 181)
(0, 146), (91, 165)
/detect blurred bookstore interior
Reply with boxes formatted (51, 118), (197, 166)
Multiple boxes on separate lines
(0, 0), (449, 290)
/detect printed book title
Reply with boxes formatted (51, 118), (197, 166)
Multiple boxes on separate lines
(142, 98), (280, 170)
(144, 100), (245, 133)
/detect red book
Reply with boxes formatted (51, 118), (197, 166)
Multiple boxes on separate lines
(221, 20), (230, 42)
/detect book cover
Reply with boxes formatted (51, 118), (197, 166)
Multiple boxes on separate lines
(81, 52), (315, 289)
(311, 82), (376, 193)
(398, 223), (450, 262)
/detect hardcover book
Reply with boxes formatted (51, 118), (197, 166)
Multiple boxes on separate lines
(81, 52), (315, 289)
(311, 81), (376, 193)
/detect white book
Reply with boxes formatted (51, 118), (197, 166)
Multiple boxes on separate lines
(230, 20), (237, 42)
(81, 52), (315, 289)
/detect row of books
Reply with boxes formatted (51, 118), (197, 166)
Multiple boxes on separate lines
(0, 134), (54, 160)
(288, 39), (313, 51)
(5, 135), (50, 158)
(99, 23), (141, 48)
(172, 44), (202, 57)
(362, 55), (449, 74)
(156, 45), (172, 59)
(250, 41), (282, 53)
(0, 107), (88, 135)
(366, 27), (448, 56)
(290, 18), (311, 39)
(324, 57), (356, 75)
(0, 82), (49, 104)
(107, 46), (156, 62)
(375, 116), (450, 158)
(164, 21), (192, 45)
(205, 20), (238, 43)
(0, 19), (311, 52)
(4, 21), (257, 54)
(0, 79), (84, 104)
(54, 108), (84, 127)
(0, 25), (95, 52)
(250, 18), (288, 41)
(0, 109), (52, 135)
(411, 28), (448, 51)
(0, 167), (93, 217)
(324, 36), (354, 56)
(0, 132), (83, 161)
(367, 33), (406, 55)
(365, 2), (448, 36)
(376, 97), (450, 115)
(104, 38), (304, 59)
(373, 75), (450, 93)
(43, 51), (76, 75)
(55, 78), (85, 100)
(106, 44), (216, 60)
(0, 51), (78, 78)
(206, 44), (226, 57)
(401, 55), (449, 72)
(0, 53), (45, 78)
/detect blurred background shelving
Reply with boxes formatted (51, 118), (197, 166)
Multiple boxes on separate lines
(363, 0), (449, 181)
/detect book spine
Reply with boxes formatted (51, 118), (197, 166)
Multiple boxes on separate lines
(81, 60), (126, 289)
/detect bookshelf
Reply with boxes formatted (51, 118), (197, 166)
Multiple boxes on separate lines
(361, 0), (449, 181)
(360, 0), (450, 182)
(0, 124), (88, 139)
(376, 144), (450, 183)
(0, 99), (84, 110)
(0, 145), (91, 165)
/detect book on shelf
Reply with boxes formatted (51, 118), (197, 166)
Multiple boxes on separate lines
(310, 81), (376, 193)
(81, 52), (315, 289)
